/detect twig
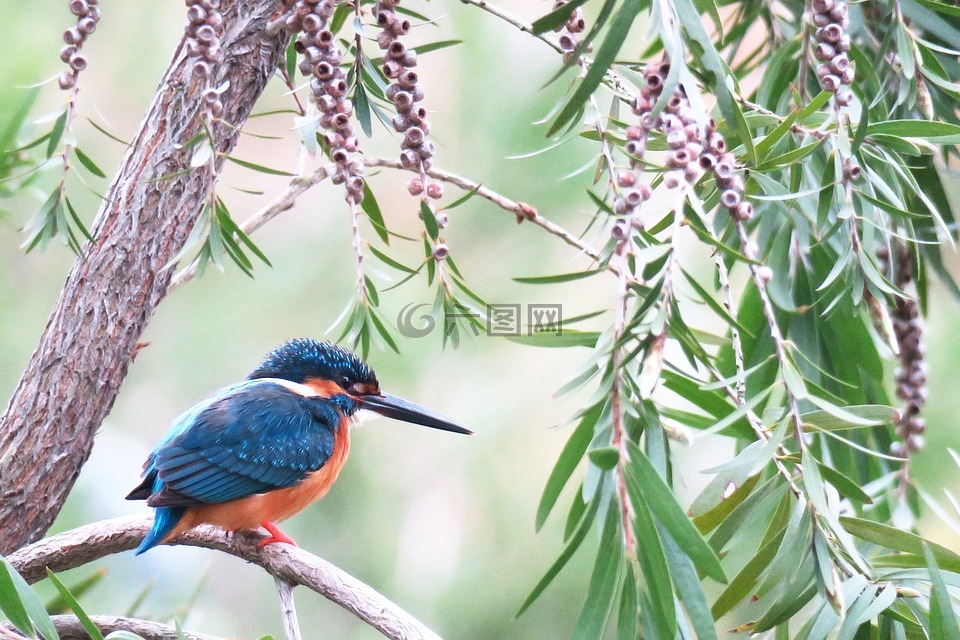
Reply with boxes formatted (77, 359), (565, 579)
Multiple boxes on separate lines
(732, 219), (807, 444)
(365, 158), (608, 266)
(169, 167), (335, 292)
(275, 578), (303, 640)
(3, 615), (218, 640)
(8, 516), (443, 640)
(169, 158), (612, 294)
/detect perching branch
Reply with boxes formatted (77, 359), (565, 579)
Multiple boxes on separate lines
(0, 0), (290, 554)
(3, 616), (220, 640)
(7, 516), (443, 640)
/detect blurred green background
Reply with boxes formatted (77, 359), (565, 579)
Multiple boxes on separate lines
(1, 1), (958, 639)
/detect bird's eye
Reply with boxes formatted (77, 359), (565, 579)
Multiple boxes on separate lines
(339, 375), (351, 389)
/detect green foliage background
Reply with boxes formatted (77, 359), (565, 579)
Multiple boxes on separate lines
(0, 0), (959, 638)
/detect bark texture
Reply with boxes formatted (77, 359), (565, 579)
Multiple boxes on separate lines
(3, 616), (219, 640)
(8, 517), (444, 640)
(0, 0), (288, 554)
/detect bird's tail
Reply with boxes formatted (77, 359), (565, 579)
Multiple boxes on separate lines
(136, 506), (186, 555)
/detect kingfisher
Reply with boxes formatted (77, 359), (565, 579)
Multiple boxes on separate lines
(127, 338), (470, 554)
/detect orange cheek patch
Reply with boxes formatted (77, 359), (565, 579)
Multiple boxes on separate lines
(303, 377), (343, 398)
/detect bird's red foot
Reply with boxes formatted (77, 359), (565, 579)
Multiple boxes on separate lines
(259, 521), (297, 548)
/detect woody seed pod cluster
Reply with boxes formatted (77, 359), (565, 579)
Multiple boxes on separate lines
(877, 243), (927, 457)
(293, 0), (364, 204)
(376, 0), (443, 205)
(184, 0), (225, 118)
(552, 0), (586, 63)
(811, 0), (855, 106)
(703, 118), (754, 222)
(58, 0), (101, 91)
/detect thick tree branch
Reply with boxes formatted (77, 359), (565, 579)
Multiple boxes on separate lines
(4, 616), (219, 640)
(0, 0), (289, 554)
(8, 517), (443, 640)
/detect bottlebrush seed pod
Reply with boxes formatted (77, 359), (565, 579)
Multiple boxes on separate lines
(812, 12), (831, 27)
(69, 0), (89, 15)
(63, 28), (83, 44)
(624, 189), (643, 207)
(820, 24), (842, 42)
(821, 74), (841, 92)
(720, 189), (742, 208)
(407, 177), (424, 196)
(426, 182), (443, 199)
(58, 71), (77, 90)
(77, 17), (97, 35)
(60, 45), (77, 63)
(814, 43), (836, 61)
(432, 243), (449, 260)
(735, 202), (754, 220)
(617, 171), (636, 188)
(714, 160), (734, 180)
(188, 5), (206, 22)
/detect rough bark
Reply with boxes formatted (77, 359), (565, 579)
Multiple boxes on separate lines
(0, 0), (288, 554)
(3, 616), (220, 640)
(8, 517), (444, 640)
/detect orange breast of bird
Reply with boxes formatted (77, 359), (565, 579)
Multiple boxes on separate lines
(163, 418), (351, 541)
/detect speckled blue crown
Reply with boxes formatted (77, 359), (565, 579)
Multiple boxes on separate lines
(248, 338), (376, 386)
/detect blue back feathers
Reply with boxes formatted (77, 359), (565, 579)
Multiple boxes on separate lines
(248, 338), (377, 388)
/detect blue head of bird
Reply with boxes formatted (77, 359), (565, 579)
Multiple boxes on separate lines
(248, 338), (470, 434)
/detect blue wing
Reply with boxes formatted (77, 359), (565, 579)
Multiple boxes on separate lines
(129, 379), (340, 508)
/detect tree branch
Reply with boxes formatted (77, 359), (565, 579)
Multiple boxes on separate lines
(170, 157), (607, 293)
(7, 517), (443, 640)
(4, 615), (219, 640)
(0, 0), (290, 554)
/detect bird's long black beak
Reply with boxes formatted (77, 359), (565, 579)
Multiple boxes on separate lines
(358, 393), (472, 435)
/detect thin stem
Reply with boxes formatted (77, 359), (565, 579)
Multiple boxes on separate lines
(611, 240), (636, 559)
(734, 218), (807, 445)
(349, 198), (367, 294)
(275, 578), (304, 640)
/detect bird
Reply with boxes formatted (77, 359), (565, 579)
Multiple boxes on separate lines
(127, 337), (470, 554)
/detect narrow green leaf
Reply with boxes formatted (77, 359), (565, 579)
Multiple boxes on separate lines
(507, 330), (599, 349)
(440, 184), (482, 211)
(531, 0), (591, 33)
(866, 119), (960, 141)
(73, 147), (107, 178)
(46, 569), (102, 640)
(924, 543), (960, 640)
(571, 506), (622, 640)
(661, 532), (718, 640)
(420, 200), (439, 240)
(223, 155), (294, 176)
(625, 442), (726, 583)
(354, 82), (373, 138)
(627, 487), (677, 640)
(2, 567), (60, 640)
(0, 562), (34, 638)
(840, 518), (960, 573)
(536, 402), (603, 530)
(45, 568), (106, 615)
(519, 493), (600, 615)
(361, 182), (390, 244)
(46, 111), (67, 158)
(514, 269), (603, 284)
(547, 0), (641, 137)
